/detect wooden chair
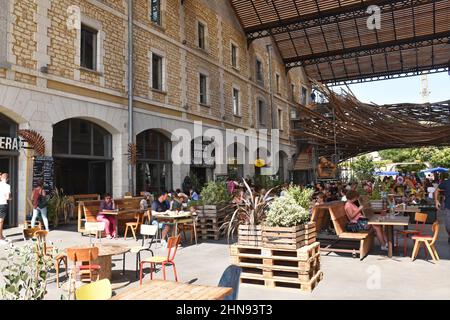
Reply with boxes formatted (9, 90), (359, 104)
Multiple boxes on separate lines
(324, 202), (374, 260)
(23, 226), (42, 241)
(177, 214), (198, 245)
(77, 200), (101, 234)
(139, 235), (181, 284)
(66, 247), (101, 283)
(75, 279), (112, 300)
(396, 212), (428, 256)
(130, 224), (157, 278)
(411, 221), (440, 262)
(124, 211), (145, 241)
(34, 230), (68, 288)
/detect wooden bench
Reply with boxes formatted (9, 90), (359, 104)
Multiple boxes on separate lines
(311, 201), (343, 233)
(320, 202), (374, 260)
(77, 197), (144, 236)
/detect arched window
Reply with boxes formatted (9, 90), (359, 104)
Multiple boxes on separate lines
(52, 119), (112, 195)
(53, 119), (111, 157)
(136, 129), (172, 194)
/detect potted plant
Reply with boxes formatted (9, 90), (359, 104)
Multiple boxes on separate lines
(196, 181), (233, 218)
(0, 242), (59, 300)
(222, 179), (275, 246)
(47, 188), (72, 228)
(263, 186), (316, 250)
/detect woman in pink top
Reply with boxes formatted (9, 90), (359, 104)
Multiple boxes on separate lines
(345, 190), (388, 251)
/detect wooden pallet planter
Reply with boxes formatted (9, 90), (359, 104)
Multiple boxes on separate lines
(230, 242), (320, 261)
(262, 222), (317, 250)
(238, 225), (263, 246)
(240, 270), (323, 293)
(230, 242), (323, 292)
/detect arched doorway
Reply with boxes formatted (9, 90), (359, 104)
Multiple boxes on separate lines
(136, 129), (172, 194)
(0, 113), (18, 226)
(52, 119), (112, 195)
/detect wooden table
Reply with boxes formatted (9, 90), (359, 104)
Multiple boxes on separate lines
(99, 209), (141, 236)
(110, 280), (232, 300)
(153, 211), (195, 238)
(368, 215), (410, 258)
(66, 244), (130, 280)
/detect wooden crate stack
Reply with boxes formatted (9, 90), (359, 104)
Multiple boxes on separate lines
(196, 205), (233, 240)
(262, 222), (316, 250)
(230, 242), (323, 292)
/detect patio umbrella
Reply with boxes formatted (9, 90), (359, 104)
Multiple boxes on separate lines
(374, 171), (399, 176)
(420, 167), (449, 173)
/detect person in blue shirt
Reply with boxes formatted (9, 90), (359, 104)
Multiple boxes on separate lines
(189, 188), (199, 201)
(435, 178), (450, 243)
(151, 192), (171, 247)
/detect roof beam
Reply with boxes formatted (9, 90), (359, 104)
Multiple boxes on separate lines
(244, 0), (438, 40)
(285, 32), (450, 67)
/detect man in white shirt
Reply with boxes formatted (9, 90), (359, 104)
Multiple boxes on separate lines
(0, 173), (11, 244)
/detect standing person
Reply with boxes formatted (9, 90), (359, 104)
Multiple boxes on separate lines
(31, 180), (49, 231)
(227, 177), (238, 194)
(182, 176), (192, 195)
(97, 193), (117, 239)
(0, 173), (11, 244)
(435, 178), (450, 244)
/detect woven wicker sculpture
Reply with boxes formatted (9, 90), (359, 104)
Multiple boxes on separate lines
(18, 129), (46, 156)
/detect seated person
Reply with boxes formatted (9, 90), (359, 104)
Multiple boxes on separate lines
(97, 193), (117, 239)
(189, 188), (199, 201)
(345, 190), (388, 251)
(170, 193), (183, 211)
(140, 192), (153, 221)
(151, 192), (171, 246)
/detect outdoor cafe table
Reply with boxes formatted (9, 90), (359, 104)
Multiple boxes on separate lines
(152, 211), (196, 239)
(368, 215), (410, 258)
(110, 280), (232, 300)
(65, 244), (130, 281)
(99, 209), (141, 236)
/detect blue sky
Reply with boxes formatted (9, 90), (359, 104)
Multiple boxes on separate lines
(333, 72), (450, 105)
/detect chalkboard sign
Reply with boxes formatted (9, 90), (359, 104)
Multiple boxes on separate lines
(33, 156), (54, 194)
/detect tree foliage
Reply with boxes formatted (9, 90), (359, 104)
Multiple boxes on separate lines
(379, 147), (450, 169)
(350, 155), (376, 181)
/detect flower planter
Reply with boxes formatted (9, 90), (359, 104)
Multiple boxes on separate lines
(238, 225), (263, 247)
(262, 222), (316, 250)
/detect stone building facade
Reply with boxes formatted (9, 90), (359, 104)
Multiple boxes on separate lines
(0, 0), (311, 226)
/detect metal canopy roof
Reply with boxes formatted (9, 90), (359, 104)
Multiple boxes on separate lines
(230, 0), (450, 85)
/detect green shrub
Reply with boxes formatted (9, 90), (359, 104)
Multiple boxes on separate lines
(266, 194), (310, 227)
(200, 181), (232, 205)
(286, 186), (314, 210)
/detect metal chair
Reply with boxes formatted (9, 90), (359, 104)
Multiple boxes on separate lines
(130, 224), (157, 278)
(218, 265), (242, 300)
(139, 235), (181, 284)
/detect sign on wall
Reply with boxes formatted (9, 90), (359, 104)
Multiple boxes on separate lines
(0, 137), (23, 151)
